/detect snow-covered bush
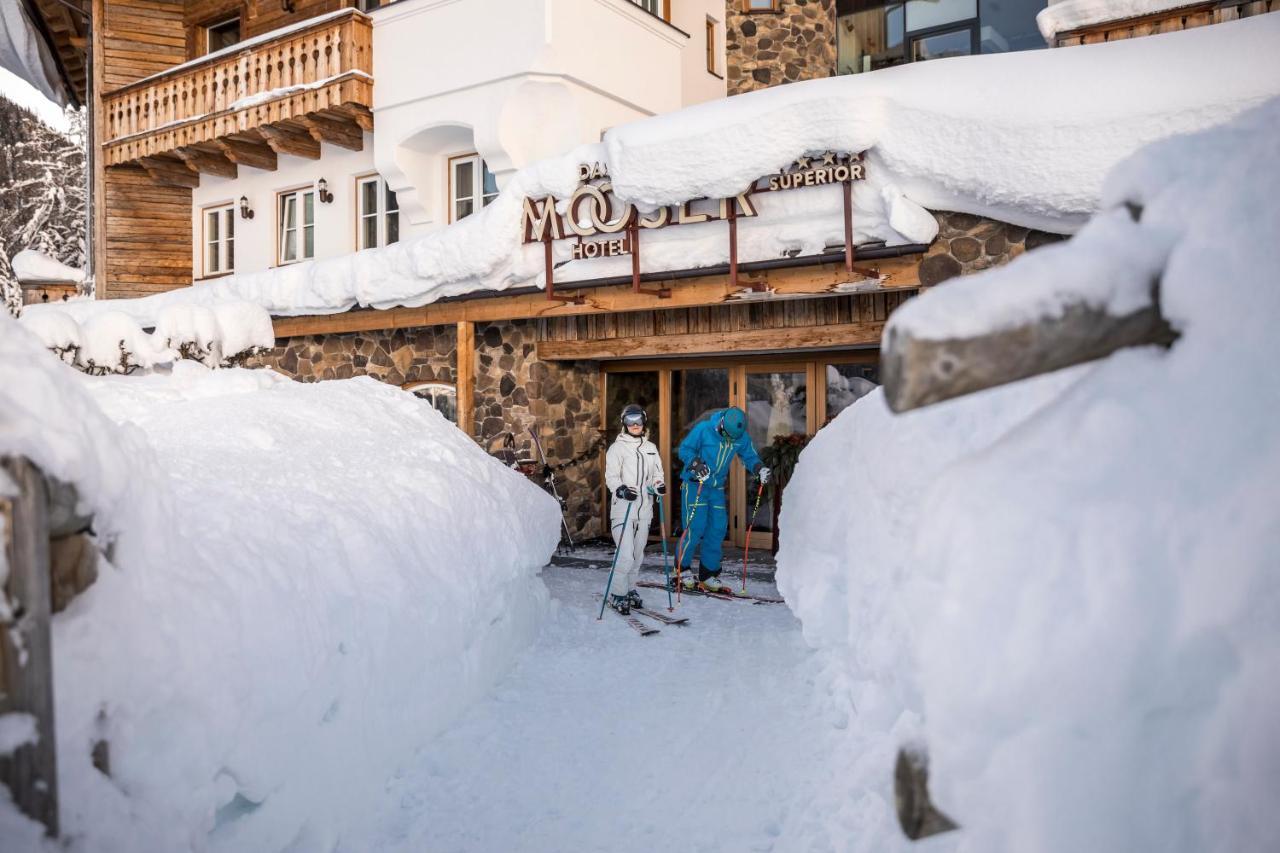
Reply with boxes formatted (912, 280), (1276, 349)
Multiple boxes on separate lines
(777, 98), (1280, 852)
(154, 304), (220, 366)
(0, 314), (561, 850)
(75, 311), (175, 375)
(17, 308), (81, 364)
(210, 300), (274, 366)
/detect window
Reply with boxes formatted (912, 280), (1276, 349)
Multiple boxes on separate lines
(357, 176), (401, 250)
(837, 1), (1045, 75)
(448, 154), (499, 223)
(357, 0), (382, 10)
(278, 188), (315, 264)
(630, 0), (667, 16)
(205, 17), (241, 54)
(203, 204), (235, 277)
(746, 0), (780, 11)
(706, 18), (717, 74)
(407, 382), (458, 424)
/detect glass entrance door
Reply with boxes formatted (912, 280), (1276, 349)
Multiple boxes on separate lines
(735, 365), (812, 549)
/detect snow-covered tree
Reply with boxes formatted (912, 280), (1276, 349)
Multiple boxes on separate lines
(0, 95), (88, 316)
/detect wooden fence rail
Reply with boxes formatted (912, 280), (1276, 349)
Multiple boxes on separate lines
(0, 456), (59, 836)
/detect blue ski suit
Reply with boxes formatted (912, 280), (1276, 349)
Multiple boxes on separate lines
(675, 409), (763, 575)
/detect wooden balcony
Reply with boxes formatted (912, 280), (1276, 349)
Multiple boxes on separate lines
(102, 9), (373, 187)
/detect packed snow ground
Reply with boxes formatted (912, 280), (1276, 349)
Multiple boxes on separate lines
(370, 557), (854, 853)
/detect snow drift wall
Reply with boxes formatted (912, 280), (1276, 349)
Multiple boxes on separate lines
(776, 98), (1280, 852)
(0, 317), (561, 850)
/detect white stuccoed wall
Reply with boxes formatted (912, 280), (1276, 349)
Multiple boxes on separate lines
(371, 0), (702, 227)
(189, 136), (391, 282)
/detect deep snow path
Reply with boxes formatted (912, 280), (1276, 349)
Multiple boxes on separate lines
(372, 557), (835, 852)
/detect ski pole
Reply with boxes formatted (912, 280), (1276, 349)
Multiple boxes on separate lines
(674, 479), (705, 603)
(529, 426), (575, 552)
(597, 500), (633, 621)
(655, 491), (674, 611)
(743, 479), (766, 593)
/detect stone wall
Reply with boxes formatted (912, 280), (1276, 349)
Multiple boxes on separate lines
(917, 211), (1066, 288)
(249, 325), (457, 385)
(726, 0), (837, 95)
(474, 320), (606, 540)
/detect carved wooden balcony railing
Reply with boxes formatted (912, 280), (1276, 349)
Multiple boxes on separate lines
(102, 9), (373, 187)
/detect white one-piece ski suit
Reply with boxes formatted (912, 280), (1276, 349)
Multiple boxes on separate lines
(604, 430), (665, 598)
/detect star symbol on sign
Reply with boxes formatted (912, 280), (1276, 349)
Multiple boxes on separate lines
(821, 152), (837, 165)
(793, 155), (811, 170)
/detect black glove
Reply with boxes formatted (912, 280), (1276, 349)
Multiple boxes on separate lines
(616, 485), (639, 501)
(687, 458), (710, 482)
(655, 483), (667, 496)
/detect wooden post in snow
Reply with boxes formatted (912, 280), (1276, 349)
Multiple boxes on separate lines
(0, 456), (59, 837)
(881, 299), (1179, 413)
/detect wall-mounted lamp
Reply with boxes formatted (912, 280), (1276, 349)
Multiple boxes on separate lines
(317, 178), (334, 204)
(239, 195), (255, 219)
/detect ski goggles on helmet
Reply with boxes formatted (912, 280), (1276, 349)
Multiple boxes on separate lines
(622, 411), (646, 426)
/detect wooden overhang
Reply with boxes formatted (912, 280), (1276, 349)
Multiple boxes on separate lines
(269, 249), (927, 359)
(101, 8), (373, 188)
(23, 0), (89, 107)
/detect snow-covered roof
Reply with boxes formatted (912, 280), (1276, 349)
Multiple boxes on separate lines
(29, 13), (1280, 329)
(11, 248), (84, 284)
(1037, 1), (1207, 43)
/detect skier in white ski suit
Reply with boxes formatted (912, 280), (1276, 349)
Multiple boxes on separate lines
(604, 404), (666, 613)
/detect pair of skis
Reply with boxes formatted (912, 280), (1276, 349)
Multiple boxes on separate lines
(611, 605), (689, 636)
(637, 579), (784, 605)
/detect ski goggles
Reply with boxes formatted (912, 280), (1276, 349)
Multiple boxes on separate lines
(622, 412), (646, 426)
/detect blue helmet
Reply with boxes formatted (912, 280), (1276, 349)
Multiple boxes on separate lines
(718, 407), (747, 440)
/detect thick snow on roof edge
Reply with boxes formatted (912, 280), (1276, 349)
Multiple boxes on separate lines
(30, 13), (1280, 329)
(1037, 0), (1206, 42)
(11, 248), (84, 283)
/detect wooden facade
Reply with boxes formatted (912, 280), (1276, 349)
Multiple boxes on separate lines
(1053, 0), (1276, 46)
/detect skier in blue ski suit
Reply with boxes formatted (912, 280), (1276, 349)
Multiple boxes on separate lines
(675, 407), (770, 592)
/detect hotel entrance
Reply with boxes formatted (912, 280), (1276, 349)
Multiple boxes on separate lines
(602, 353), (880, 550)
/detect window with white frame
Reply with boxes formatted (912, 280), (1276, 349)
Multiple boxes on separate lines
(630, 0), (666, 16)
(278, 188), (316, 264)
(407, 382), (458, 424)
(203, 204), (235, 277)
(448, 154), (499, 222)
(357, 175), (401, 250)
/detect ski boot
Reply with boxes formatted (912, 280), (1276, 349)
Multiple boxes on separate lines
(609, 593), (632, 615)
(698, 574), (731, 594)
(625, 590), (644, 610)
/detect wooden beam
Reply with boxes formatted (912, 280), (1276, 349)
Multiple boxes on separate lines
(138, 156), (199, 188)
(456, 322), (476, 437)
(175, 146), (237, 179)
(296, 115), (363, 152)
(214, 137), (277, 172)
(331, 102), (373, 132)
(258, 124), (321, 160)
(270, 257), (922, 338)
(538, 322), (885, 361)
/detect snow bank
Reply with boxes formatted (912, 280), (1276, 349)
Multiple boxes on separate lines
(77, 311), (176, 373)
(29, 13), (1280, 329)
(0, 316), (561, 851)
(10, 248), (84, 284)
(777, 98), (1280, 851)
(1037, 0), (1203, 42)
(17, 308), (81, 362)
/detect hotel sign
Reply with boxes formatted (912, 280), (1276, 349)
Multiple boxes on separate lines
(521, 152), (866, 299)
